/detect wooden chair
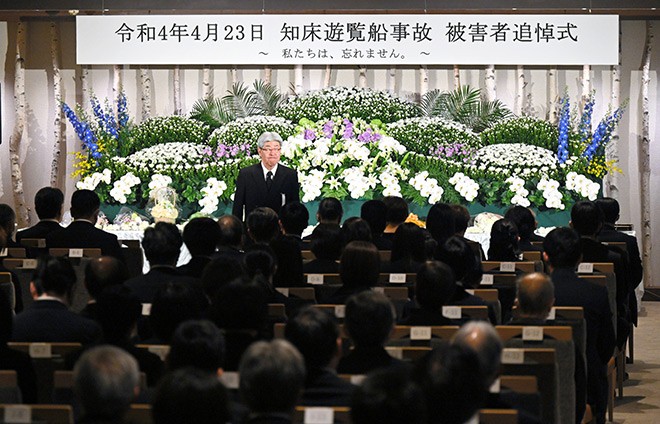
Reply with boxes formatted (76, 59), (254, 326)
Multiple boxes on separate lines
(19, 238), (47, 249)
(119, 239), (144, 278)
(387, 325), (460, 348)
(301, 250), (315, 261)
(378, 250), (392, 262)
(613, 223), (633, 231)
(48, 248), (103, 258)
(479, 409), (518, 424)
(48, 248), (103, 313)
(0, 370), (21, 403)
(384, 346), (432, 362)
(498, 375), (538, 394)
(52, 371), (147, 408)
(304, 273), (341, 285)
(522, 251), (541, 261)
(0, 272), (15, 312)
(3, 258), (39, 310)
(275, 287), (317, 302)
(135, 344), (171, 362)
(293, 406), (351, 424)
(0, 404), (73, 424)
(0, 247), (27, 259)
(126, 404), (153, 424)
(268, 303), (287, 322)
(312, 304), (346, 321)
(377, 272), (417, 285)
(482, 261), (536, 274)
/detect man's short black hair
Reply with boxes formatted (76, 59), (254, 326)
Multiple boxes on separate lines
(150, 281), (203, 343)
(383, 196), (409, 225)
(451, 204), (471, 234)
(435, 236), (483, 289)
(142, 222), (183, 266)
(96, 285), (141, 343)
(285, 306), (339, 370)
(210, 277), (267, 331)
(416, 261), (456, 311)
(243, 245), (277, 280)
(247, 207), (280, 243)
(217, 214), (243, 248)
(168, 320), (226, 374)
(0, 204), (16, 235)
(594, 198), (620, 225)
(317, 198), (343, 223)
(543, 227), (582, 269)
(183, 218), (221, 256)
(571, 201), (603, 236)
(84, 257), (129, 300)
(504, 206), (537, 240)
(310, 224), (343, 261)
(345, 291), (395, 348)
(34, 187), (64, 220)
(70, 190), (101, 219)
(32, 255), (77, 299)
(361, 200), (387, 236)
(279, 202), (309, 236)
(426, 203), (456, 244)
(200, 256), (246, 300)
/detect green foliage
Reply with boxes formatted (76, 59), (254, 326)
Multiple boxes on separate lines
(386, 117), (480, 155)
(128, 116), (211, 154)
(207, 116), (297, 150)
(481, 117), (559, 151)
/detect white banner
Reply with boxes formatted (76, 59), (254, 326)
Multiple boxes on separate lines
(77, 14), (618, 66)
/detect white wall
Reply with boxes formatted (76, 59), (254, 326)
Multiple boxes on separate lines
(0, 19), (658, 285)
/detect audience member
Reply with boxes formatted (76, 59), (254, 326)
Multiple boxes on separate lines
(285, 306), (355, 406)
(315, 197), (343, 225)
(270, 228), (305, 287)
(80, 256), (129, 320)
(0, 226), (23, 312)
(505, 206), (544, 251)
(544, 227), (615, 424)
(326, 241), (380, 304)
(247, 207), (281, 245)
(16, 187), (64, 244)
(153, 367), (230, 424)
(166, 320), (225, 375)
(361, 199), (391, 250)
(46, 190), (123, 259)
(401, 261), (455, 326)
(303, 224), (342, 274)
(341, 217), (372, 246)
(146, 281), (205, 344)
(386, 222), (428, 273)
(488, 218), (521, 261)
(382, 196), (409, 240)
(215, 214), (245, 260)
(12, 256), (101, 344)
(0, 204), (20, 247)
(451, 204), (485, 260)
(337, 291), (405, 374)
(278, 201), (309, 246)
(73, 345), (140, 424)
(177, 217), (221, 278)
(426, 202), (456, 248)
(239, 340), (306, 424)
(200, 256), (246, 301)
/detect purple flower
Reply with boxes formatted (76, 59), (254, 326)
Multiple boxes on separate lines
(322, 121), (334, 138)
(342, 118), (354, 139)
(304, 129), (316, 141)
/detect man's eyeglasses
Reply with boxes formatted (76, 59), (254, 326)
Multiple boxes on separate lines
(259, 147), (281, 153)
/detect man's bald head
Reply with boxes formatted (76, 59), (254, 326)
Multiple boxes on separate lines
(217, 215), (243, 249)
(451, 321), (502, 387)
(516, 272), (555, 319)
(84, 256), (129, 300)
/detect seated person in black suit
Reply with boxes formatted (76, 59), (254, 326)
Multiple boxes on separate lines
(400, 260), (455, 326)
(544, 227), (615, 424)
(341, 217), (373, 246)
(144, 281), (205, 344)
(325, 241), (380, 305)
(505, 205), (544, 251)
(0, 289), (37, 403)
(153, 367), (231, 424)
(0, 204), (21, 248)
(73, 345), (141, 424)
(0, 226), (23, 312)
(285, 306), (355, 406)
(124, 222), (199, 304)
(488, 218), (522, 261)
(200, 256), (246, 302)
(177, 217), (221, 278)
(16, 186), (64, 245)
(351, 368), (427, 424)
(278, 201), (309, 248)
(303, 224), (343, 274)
(80, 256), (129, 320)
(385, 222), (429, 273)
(451, 204), (486, 260)
(382, 196), (409, 243)
(361, 199), (392, 250)
(427, 202), (457, 249)
(46, 189), (123, 259)
(166, 320), (225, 375)
(215, 214), (245, 261)
(302, 198), (343, 241)
(239, 340), (305, 424)
(337, 291), (406, 375)
(247, 207), (281, 246)
(12, 256), (101, 344)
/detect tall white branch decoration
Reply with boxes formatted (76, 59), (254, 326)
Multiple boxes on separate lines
(580, 65), (591, 111)
(173, 66), (182, 115)
(80, 65), (90, 110)
(9, 22), (29, 226)
(113, 65), (121, 99)
(202, 66), (212, 99)
(387, 67), (397, 94)
(420, 66), (429, 97)
(484, 65), (496, 101)
(605, 30), (622, 199)
(323, 65), (332, 88)
(231, 66), (239, 85)
(294, 64), (303, 95)
(639, 21), (653, 288)
(547, 67), (558, 124)
(453, 65), (461, 90)
(50, 21), (64, 188)
(139, 66), (152, 121)
(515, 65), (525, 115)
(263, 66), (272, 85)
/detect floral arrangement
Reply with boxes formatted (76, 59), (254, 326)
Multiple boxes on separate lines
(481, 117), (559, 151)
(128, 116), (211, 154)
(386, 116), (480, 155)
(207, 115), (297, 151)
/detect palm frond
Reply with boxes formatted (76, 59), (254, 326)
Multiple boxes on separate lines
(223, 82), (258, 119)
(252, 80), (283, 115)
(470, 99), (513, 133)
(420, 89), (448, 117)
(190, 94), (235, 127)
(445, 86), (481, 123)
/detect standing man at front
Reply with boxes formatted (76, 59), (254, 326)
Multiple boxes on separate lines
(232, 131), (300, 221)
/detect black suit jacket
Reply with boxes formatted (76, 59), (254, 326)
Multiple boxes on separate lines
(45, 220), (123, 260)
(12, 300), (102, 344)
(300, 368), (355, 407)
(16, 221), (62, 244)
(124, 266), (201, 304)
(232, 163), (299, 220)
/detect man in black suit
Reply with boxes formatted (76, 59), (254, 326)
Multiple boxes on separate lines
(177, 217), (221, 278)
(214, 214), (245, 261)
(46, 189), (123, 260)
(12, 256), (101, 344)
(232, 131), (300, 221)
(544, 227), (615, 424)
(16, 187), (64, 244)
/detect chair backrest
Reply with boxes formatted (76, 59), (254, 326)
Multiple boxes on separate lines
(276, 287), (317, 302)
(134, 345), (171, 362)
(301, 250), (315, 261)
(581, 273), (617, 336)
(482, 261), (536, 274)
(613, 223), (633, 231)
(372, 286), (409, 301)
(601, 241), (627, 253)
(119, 239), (145, 279)
(378, 250), (391, 262)
(498, 375), (538, 394)
(0, 404), (73, 424)
(268, 303), (287, 321)
(469, 289), (499, 302)
(479, 409), (518, 424)
(126, 404), (153, 424)
(0, 371), (21, 403)
(384, 346), (432, 362)
(312, 304), (346, 322)
(294, 406), (351, 424)
(377, 273), (417, 285)
(20, 238), (47, 249)
(0, 272), (15, 311)
(304, 273), (341, 285)
(387, 325), (460, 348)
(48, 248), (103, 258)
(0, 247), (27, 259)
(522, 251), (542, 261)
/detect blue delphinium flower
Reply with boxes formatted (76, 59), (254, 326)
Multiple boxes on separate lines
(62, 102), (100, 159)
(583, 108), (623, 160)
(557, 96), (570, 164)
(91, 97), (119, 140)
(117, 92), (129, 129)
(579, 95), (595, 144)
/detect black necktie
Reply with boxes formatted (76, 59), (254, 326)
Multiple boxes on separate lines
(266, 171), (273, 190)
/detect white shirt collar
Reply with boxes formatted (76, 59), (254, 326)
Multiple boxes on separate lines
(261, 162), (278, 179)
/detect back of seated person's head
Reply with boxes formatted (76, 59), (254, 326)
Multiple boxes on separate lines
(247, 207), (280, 243)
(210, 277), (267, 331)
(200, 256), (246, 300)
(361, 199), (387, 237)
(31, 255), (77, 301)
(594, 197), (620, 225)
(436, 236), (483, 289)
(183, 217), (221, 257)
(167, 320), (226, 374)
(150, 281), (203, 344)
(340, 241), (380, 289)
(516, 272), (555, 319)
(84, 256), (129, 300)
(351, 368), (427, 424)
(391, 223), (428, 263)
(0, 204), (16, 237)
(279, 201), (309, 236)
(451, 321), (503, 390)
(141, 222), (183, 266)
(73, 345), (139, 421)
(217, 214), (243, 248)
(504, 205), (537, 241)
(96, 285), (141, 344)
(285, 306), (340, 371)
(383, 196), (409, 226)
(543, 227), (582, 269)
(488, 218), (520, 261)
(414, 343), (487, 424)
(70, 189), (101, 220)
(317, 197), (343, 224)
(310, 223), (343, 261)
(243, 245), (277, 281)
(570, 200), (603, 237)
(34, 187), (64, 220)
(426, 203), (456, 244)
(153, 367), (230, 424)
(451, 204), (471, 236)
(341, 217), (373, 245)
(239, 339), (305, 416)
(415, 261), (456, 311)
(345, 291), (395, 348)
